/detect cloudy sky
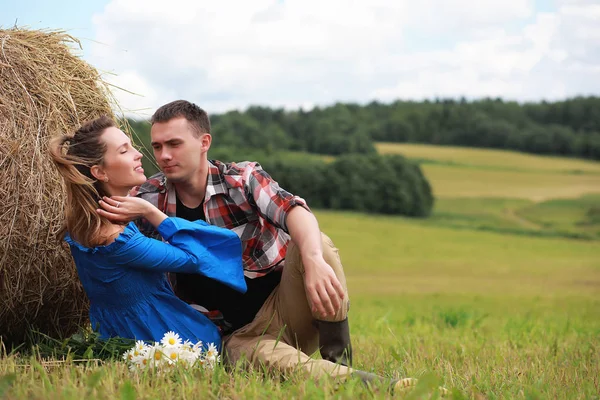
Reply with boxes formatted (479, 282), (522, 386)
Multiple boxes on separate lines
(3, 0), (599, 118)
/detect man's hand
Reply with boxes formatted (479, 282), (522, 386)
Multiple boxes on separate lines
(285, 206), (346, 319)
(303, 254), (345, 319)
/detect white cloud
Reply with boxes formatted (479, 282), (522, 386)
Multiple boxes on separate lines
(103, 70), (163, 118)
(88, 0), (600, 116)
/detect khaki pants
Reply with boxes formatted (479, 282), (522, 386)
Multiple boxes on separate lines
(224, 233), (352, 378)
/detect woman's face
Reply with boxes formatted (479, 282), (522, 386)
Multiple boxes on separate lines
(95, 127), (146, 192)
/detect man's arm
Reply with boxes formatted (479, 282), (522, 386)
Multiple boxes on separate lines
(242, 162), (344, 317)
(285, 206), (345, 318)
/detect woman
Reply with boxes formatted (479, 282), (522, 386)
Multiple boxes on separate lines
(50, 115), (246, 349)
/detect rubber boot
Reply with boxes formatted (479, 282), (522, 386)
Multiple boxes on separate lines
(352, 369), (395, 390)
(315, 318), (353, 367)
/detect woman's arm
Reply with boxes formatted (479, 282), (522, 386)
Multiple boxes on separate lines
(98, 197), (246, 293)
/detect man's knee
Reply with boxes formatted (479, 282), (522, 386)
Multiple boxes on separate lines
(320, 232), (335, 249)
(320, 232), (343, 273)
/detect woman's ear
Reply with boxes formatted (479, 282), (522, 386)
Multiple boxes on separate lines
(91, 165), (108, 182)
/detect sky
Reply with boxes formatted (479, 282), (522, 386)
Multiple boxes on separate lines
(2, 0), (599, 118)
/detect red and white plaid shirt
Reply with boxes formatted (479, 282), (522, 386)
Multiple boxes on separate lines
(131, 160), (310, 279)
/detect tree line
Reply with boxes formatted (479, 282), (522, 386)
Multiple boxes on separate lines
(130, 96), (600, 161)
(206, 96), (600, 159)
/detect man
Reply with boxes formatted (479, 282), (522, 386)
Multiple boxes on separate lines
(132, 100), (354, 378)
(105, 100), (443, 395)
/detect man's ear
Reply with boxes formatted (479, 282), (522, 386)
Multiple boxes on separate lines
(90, 165), (108, 182)
(201, 133), (212, 153)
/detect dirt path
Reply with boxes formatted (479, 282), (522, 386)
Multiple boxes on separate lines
(502, 207), (544, 230)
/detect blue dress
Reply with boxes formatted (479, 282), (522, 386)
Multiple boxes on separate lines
(64, 217), (246, 350)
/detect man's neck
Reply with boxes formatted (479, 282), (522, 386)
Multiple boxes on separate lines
(173, 164), (209, 209)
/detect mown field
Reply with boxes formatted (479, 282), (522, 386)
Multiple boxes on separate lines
(377, 142), (600, 241)
(1, 144), (599, 399)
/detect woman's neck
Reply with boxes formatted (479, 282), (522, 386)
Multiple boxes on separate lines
(104, 185), (132, 198)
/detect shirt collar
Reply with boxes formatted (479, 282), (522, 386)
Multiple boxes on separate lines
(162, 161), (227, 206)
(205, 160), (228, 199)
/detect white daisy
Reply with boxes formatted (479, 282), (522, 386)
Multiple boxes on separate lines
(122, 331), (223, 372)
(204, 343), (220, 369)
(161, 331), (182, 348)
(135, 340), (148, 354)
(192, 340), (203, 353)
(132, 353), (149, 369)
(148, 344), (166, 367)
(180, 348), (198, 366)
(205, 343), (219, 360)
(122, 348), (135, 362)
(164, 347), (181, 364)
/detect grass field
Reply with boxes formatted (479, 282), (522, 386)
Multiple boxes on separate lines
(377, 142), (600, 240)
(1, 144), (599, 399)
(376, 143), (600, 202)
(376, 143), (600, 175)
(317, 210), (600, 399)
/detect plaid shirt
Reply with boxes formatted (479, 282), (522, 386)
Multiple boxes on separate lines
(131, 160), (310, 279)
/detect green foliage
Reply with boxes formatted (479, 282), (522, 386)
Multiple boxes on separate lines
(26, 327), (135, 361)
(0, 373), (16, 398)
(119, 381), (136, 400)
(365, 97), (600, 160)
(128, 96), (600, 163)
(207, 147), (434, 217)
(210, 105), (376, 156)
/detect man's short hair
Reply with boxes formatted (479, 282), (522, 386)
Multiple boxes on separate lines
(151, 100), (211, 137)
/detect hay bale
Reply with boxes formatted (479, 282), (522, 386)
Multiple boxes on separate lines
(0, 28), (118, 347)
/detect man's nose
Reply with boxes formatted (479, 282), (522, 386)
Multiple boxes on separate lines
(160, 150), (172, 161)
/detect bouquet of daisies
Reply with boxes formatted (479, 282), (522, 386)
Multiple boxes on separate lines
(122, 331), (220, 371)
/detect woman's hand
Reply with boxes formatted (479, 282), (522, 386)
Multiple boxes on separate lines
(97, 196), (167, 227)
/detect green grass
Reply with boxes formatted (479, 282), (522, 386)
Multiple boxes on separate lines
(377, 142), (600, 201)
(376, 142), (600, 240)
(429, 195), (600, 240)
(315, 210), (600, 298)
(418, 164), (600, 201)
(322, 210), (600, 399)
(4, 211), (597, 399)
(517, 195), (600, 236)
(2, 143), (600, 399)
(376, 143), (600, 175)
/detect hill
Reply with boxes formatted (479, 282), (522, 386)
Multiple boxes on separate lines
(376, 142), (600, 240)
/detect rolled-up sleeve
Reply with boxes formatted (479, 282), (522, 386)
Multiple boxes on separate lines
(243, 162), (310, 233)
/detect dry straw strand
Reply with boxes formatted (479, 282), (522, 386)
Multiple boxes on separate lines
(0, 28), (122, 347)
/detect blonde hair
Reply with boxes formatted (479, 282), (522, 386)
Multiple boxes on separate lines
(49, 115), (116, 247)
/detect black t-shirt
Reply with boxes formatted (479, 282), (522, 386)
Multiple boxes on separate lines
(175, 195), (207, 223)
(174, 196), (281, 332)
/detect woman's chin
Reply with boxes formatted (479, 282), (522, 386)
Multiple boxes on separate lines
(133, 176), (147, 186)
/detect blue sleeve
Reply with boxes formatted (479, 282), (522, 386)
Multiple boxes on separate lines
(108, 218), (247, 293)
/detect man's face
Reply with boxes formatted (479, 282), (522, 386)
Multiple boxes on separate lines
(150, 117), (209, 182)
